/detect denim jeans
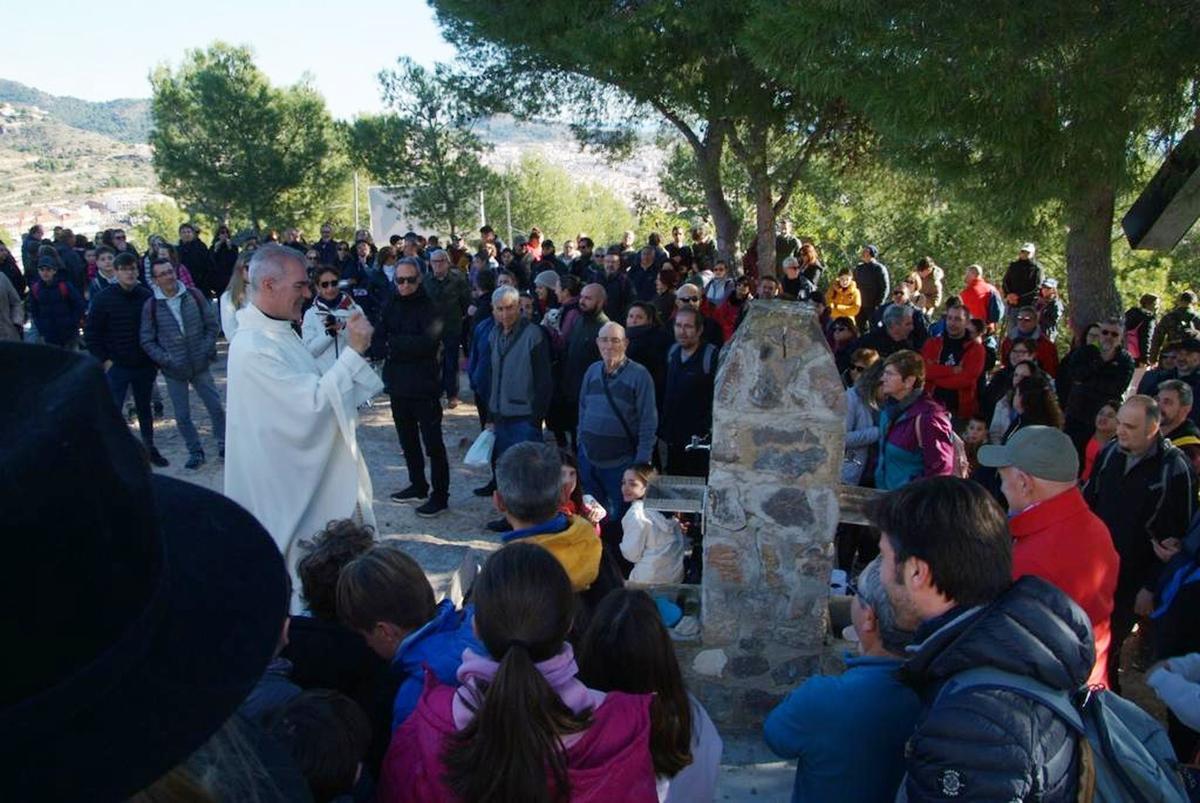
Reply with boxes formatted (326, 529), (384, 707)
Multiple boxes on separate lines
(493, 416), (542, 463)
(577, 443), (630, 522)
(165, 369), (226, 456)
(107, 363), (157, 446)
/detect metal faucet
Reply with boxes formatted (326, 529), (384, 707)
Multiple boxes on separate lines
(685, 434), (711, 452)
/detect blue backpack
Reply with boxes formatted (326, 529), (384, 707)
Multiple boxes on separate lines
(939, 667), (1187, 802)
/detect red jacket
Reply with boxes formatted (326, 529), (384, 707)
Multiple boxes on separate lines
(1000, 333), (1060, 376)
(959, 277), (1003, 327)
(920, 335), (985, 419)
(1010, 487), (1119, 687)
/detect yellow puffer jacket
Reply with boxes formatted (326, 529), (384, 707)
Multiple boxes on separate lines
(511, 515), (602, 591)
(828, 280), (862, 322)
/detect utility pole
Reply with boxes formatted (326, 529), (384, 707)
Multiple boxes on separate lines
(350, 170), (360, 230)
(505, 188), (513, 248)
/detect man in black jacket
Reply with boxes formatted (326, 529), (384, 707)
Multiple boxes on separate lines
(872, 477), (1091, 803)
(853, 245), (889, 330)
(1002, 242), (1044, 331)
(423, 249), (471, 408)
(177, 223), (216, 299)
(1062, 317), (1136, 455)
(562, 283), (610, 447)
(1084, 395), (1196, 693)
(85, 252), (167, 466)
(380, 258), (448, 518)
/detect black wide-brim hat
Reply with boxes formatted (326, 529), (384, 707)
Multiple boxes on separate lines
(0, 343), (288, 802)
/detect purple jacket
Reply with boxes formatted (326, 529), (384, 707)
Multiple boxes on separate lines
(876, 394), (955, 489)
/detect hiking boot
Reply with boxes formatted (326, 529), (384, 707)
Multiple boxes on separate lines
(147, 447), (169, 468)
(416, 497), (449, 518)
(486, 517), (512, 533)
(185, 452), (205, 470)
(472, 480), (496, 497)
(390, 485), (429, 504)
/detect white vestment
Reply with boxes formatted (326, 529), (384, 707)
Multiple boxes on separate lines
(224, 304), (383, 608)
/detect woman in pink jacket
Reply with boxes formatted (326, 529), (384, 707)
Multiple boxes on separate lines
(378, 542), (659, 803)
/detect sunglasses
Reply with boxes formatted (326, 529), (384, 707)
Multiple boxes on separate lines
(318, 280), (339, 288)
(1017, 316), (1035, 322)
(395, 276), (419, 285)
(679, 296), (700, 303)
(1100, 329), (1121, 337)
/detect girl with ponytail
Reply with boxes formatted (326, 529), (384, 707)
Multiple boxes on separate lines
(379, 542), (659, 803)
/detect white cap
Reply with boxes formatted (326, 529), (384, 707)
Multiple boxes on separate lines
(1020, 242), (1036, 256)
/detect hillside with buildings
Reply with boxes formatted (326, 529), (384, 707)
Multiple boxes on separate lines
(0, 81), (665, 244)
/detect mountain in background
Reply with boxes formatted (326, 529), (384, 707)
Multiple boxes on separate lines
(0, 79), (151, 143)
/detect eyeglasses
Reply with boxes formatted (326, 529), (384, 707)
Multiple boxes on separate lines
(678, 296), (700, 303)
(1100, 329), (1121, 337)
(395, 276), (419, 285)
(1017, 316), (1035, 322)
(597, 337), (624, 344)
(318, 280), (339, 288)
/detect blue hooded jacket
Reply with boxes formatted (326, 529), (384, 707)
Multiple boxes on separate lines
(390, 599), (485, 730)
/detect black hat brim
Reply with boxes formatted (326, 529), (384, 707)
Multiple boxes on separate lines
(7, 475), (288, 802)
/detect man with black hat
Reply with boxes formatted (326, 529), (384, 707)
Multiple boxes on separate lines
(978, 425), (1118, 688)
(86, 251), (167, 467)
(225, 244), (383, 607)
(0, 341), (294, 801)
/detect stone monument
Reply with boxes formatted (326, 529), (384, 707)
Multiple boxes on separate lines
(681, 299), (847, 729)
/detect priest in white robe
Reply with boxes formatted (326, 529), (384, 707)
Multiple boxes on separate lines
(224, 244), (383, 609)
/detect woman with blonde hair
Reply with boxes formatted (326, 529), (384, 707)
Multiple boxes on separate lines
(220, 251), (252, 341)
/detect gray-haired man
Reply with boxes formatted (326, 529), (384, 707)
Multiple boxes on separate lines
(485, 285), (553, 532)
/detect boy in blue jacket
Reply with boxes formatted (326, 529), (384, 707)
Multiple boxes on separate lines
(29, 257), (85, 347)
(337, 543), (484, 729)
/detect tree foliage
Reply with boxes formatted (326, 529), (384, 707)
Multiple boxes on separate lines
(345, 58), (494, 237)
(149, 43), (348, 232)
(430, 0), (869, 274)
(130, 199), (190, 249)
(745, 0), (1200, 326)
(483, 153), (636, 248)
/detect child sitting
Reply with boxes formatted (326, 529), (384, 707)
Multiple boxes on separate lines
(269, 689), (372, 803)
(620, 465), (685, 584)
(379, 543), (659, 803)
(337, 544), (483, 731)
(578, 589), (723, 802)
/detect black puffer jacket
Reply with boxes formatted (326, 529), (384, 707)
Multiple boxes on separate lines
(380, 285), (443, 399)
(85, 282), (155, 369)
(898, 576), (1093, 802)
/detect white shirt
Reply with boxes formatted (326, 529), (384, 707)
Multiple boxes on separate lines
(620, 499), (685, 584)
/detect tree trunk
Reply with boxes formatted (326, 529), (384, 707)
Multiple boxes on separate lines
(1064, 180), (1121, 334)
(692, 141), (738, 262)
(752, 172), (777, 279)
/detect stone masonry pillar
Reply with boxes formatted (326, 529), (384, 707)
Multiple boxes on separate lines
(686, 299), (846, 729)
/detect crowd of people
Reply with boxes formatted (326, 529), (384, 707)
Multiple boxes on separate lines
(6, 218), (1200, 802)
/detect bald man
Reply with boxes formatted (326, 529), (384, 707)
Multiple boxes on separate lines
(576, 320), (658, 521)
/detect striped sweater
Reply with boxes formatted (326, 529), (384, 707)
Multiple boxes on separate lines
(577, 358), (658, 468)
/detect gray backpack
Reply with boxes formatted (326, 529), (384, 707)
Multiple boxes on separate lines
(937, 667), (1187, 802)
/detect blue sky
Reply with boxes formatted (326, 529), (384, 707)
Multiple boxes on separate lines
(1, 0), (457, 120)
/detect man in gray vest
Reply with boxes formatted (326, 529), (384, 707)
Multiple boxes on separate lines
(486, 285), (553, 532)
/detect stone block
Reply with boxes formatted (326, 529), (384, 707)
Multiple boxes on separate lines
(693, 648), (728, 677)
